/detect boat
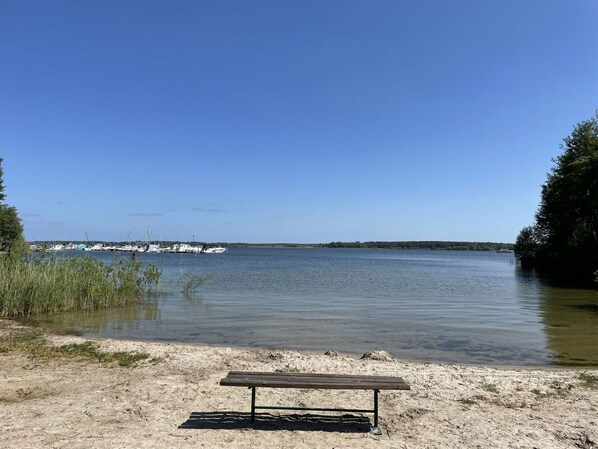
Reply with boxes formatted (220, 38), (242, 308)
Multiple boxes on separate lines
(173, 243), (203, 253)
(84, 243), (104, 251)
(202, 246), (226, 254)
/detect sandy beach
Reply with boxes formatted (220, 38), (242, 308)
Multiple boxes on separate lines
(1, 319), (596, 449)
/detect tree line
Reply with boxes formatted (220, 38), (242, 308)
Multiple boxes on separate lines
(323, 241), (513, 251)
(514, 112), (598, 275)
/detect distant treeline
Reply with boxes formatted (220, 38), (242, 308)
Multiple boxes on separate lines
(322, 241), (514, 251)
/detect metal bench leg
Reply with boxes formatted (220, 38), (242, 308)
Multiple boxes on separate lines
(250, 387), (256, 422)
(371, 389), (382, 435)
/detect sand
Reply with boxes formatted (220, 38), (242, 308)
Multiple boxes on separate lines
(1, 319), (597, 449)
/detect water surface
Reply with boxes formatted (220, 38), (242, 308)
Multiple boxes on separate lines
(25, 248), (598, 366)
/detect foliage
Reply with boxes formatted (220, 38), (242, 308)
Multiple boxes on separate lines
(0, 205), (25, 255)
(515, 112), (598, 273)
(0, 159), (27, 258)
(0, 255), (161, 318)
(513, 226), (539, 268)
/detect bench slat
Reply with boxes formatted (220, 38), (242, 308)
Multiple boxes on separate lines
(220, 371), (410, 390)
(223, 375), (408, 387)
(228, 371), (407, 381)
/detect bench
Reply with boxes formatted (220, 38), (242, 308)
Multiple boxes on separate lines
(220, 371), (410, 434)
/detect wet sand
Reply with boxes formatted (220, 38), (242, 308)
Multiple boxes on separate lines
(1, 319), (597, 449)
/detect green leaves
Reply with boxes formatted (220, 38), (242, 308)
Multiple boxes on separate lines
(515, 112), (598, 272)
(0, 158), (26, 258)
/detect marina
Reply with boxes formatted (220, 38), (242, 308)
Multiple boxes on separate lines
(34, 242), (227, 254)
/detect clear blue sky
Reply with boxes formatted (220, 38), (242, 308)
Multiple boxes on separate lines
(1, 1), (597, 243)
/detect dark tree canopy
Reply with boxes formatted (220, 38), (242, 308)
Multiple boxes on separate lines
(513, 226), (539, 268)
(0, 158), (26, 257)
(0, 205), (24, 254)
(515, 112), (598, 272)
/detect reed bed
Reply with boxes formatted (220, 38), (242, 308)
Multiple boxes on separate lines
(0, 255), (161, 318)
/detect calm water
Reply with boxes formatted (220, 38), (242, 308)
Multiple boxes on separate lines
(26, 248), (598, 366)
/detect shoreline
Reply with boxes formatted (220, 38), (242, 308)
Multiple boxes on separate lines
(37, 330), (580, 371)
(1, 318), (597, 448)
(19, 320), (585, 371)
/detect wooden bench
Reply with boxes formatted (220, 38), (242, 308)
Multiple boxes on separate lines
(220, 371), (410, 434)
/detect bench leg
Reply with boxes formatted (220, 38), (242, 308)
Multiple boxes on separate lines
(371, 389), (382, 435)
(250, 387), (256, 422)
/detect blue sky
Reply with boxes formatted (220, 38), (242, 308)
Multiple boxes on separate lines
(1, 1), (597, 243)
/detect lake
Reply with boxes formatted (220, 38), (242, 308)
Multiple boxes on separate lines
(25, 248), (598, 366)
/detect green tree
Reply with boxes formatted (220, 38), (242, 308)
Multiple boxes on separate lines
(515, 112), (598, 272)
(0, 158), (27, 258)
(514, 226), (539, 268)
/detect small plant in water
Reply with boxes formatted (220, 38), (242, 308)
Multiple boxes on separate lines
(178, 270), (211, 296)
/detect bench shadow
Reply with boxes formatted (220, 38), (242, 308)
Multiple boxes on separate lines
(178, 411), (371, 433)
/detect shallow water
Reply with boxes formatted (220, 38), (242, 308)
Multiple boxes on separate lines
(25, 248), (598, 366)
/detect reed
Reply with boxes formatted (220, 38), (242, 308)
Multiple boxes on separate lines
(178, 270), (211, 297)
(0, 254), (161, 318)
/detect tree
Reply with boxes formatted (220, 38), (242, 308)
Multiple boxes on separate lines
(513, 226), (539, 268)
(0, 158), (26, 257)
(515, 112), (598, 272)
(0, 157), (5, 202)
(0, 205), (25, 254)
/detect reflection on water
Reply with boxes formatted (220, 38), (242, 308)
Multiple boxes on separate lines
(20, 248), (598, 366)
(25, 299), (161, 336)
(535, 283), (597, 366)
(515, 267), (598, 366)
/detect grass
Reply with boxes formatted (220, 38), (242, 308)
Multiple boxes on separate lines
(578, 372), (598, 389)
(275, 365), (301, 373)
(531, 380), (571, 399)
(481, 383), (499, 394)
(0, 254), (161, 318)
(458, 394), (487, 407)
(0, 330), (154, 367)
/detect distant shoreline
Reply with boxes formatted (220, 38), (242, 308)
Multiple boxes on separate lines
(28, 240), (515, 252)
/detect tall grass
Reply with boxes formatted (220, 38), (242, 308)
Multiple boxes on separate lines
(0, 255), (161, 318)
